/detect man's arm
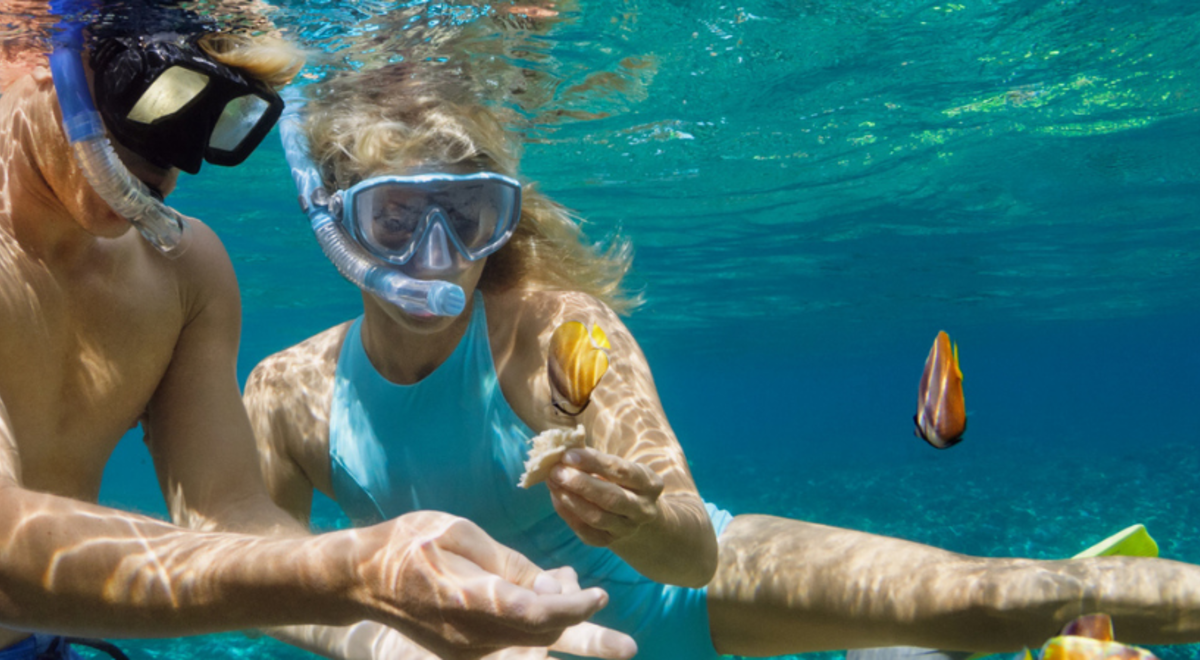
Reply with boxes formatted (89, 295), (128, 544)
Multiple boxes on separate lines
(0, 222), (610, 659)
(0, 393), (358, 635)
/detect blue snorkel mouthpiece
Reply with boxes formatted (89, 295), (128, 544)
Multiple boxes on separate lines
(278, 88), (466, 318)
(48, 1), (190, 256)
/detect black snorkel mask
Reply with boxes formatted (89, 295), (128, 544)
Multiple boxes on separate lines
(89, 32), (284, 174)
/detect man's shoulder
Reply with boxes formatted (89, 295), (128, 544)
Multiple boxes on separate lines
(159, 217), (239, 310)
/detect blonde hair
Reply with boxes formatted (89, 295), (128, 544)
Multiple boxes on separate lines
(197, 33), (306, 88)
(305, 65), (639, 313)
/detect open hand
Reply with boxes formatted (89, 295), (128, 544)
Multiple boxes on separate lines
(546, 447), (663, 547)
(481, 567), (636, 660)
(357, 511), (629, 660)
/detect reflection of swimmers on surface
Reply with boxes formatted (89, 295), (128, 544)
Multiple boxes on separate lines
(0, 10), (630, 660)
(246, 62), (1200, 660)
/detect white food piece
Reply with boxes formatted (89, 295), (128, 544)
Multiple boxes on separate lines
(518, 424), (587, 488)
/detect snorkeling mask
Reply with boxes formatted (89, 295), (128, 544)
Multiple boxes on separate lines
(280, 89), (509, 318)
(90, 33), (284, 175)
(333, 172), (521, 268)
(49, 15), (193, 254)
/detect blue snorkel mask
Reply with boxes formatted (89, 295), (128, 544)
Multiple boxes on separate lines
(280, 87), (522, 317)
(48, 1), (191, 255)
(332, 172), (521, 269)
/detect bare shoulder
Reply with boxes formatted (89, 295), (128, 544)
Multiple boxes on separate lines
(244, 323), (354, 502)
(487, 287), (626, 348)
(164, 217), (241, 323)
(485, 287), (637, 434)
(245, 322), (354, 418)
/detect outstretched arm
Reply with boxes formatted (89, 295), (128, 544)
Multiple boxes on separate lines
(707, 514), (1200, 655)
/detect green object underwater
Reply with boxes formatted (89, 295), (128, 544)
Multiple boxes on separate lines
(1071, 524), (1159, 560)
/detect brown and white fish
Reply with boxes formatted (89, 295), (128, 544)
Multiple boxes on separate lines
(914, 330), (967, 449)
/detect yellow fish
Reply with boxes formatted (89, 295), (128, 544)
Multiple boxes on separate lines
(914, 330), (967, 449)
(1023, 613), (1159, 660)
(548, 321), (611, 416)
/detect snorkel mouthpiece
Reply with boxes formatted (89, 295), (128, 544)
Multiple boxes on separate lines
(279, 89), (466, 318)
(48, 8), (189, 256)
(373, 272), (466, 317)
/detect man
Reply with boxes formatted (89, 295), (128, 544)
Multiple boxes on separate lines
(0, 18), (633, 660)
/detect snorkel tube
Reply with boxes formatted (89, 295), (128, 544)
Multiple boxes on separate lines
(48, 1), (189, 256)
(278, 89), (466, 317)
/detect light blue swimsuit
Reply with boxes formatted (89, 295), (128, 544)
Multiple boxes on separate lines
(329, 293), (733, 659)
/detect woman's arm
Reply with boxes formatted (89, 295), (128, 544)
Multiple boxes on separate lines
(504, 290), (718, 588)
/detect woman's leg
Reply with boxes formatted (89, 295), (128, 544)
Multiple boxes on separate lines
(706, 514), (1200, 656)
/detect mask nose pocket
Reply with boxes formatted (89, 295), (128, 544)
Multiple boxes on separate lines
(415, 209), (454, 270)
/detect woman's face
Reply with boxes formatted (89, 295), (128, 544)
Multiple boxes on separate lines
(363, 162), (497, 331)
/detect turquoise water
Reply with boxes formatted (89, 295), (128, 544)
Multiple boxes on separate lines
(26, 0), (1200, 657)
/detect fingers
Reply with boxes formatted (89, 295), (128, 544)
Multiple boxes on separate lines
(438, 521), (611, 629)
(538, 566), (582, 595)
(547, 450), (662, 538)
(548, 483), (617, 546)
(550, 622), (638, 660)
(424, 549), (612, 653)
(480, 647), (551, 660)
(387, 514), (613, 653)
(562, 448), (662, 496)
(437, 516), (549, 589)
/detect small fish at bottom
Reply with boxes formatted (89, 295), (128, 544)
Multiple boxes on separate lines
(1017, 613), (1159, 660)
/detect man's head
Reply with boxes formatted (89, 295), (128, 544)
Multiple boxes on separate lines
(88, 32), (300, 176)
(41, 22), (303, 253)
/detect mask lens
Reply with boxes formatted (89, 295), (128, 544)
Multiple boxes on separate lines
(435, 180), (517, 255)
(209, 95), (272, 152)
(126, 66), (210, 124)
(356, 186), (424, 260)
(431, 182), (500, 251)
(348, 175), (521, 264)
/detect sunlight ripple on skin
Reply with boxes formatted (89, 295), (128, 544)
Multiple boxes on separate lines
(0, 400), (20, 484)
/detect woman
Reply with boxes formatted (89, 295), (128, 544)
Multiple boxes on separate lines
(245, 64), (1200, 659)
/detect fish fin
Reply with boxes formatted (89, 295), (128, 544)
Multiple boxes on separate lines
(1059, 613), (1114, 641)
(952, 341), (963, 380)
(590, 323), (612, 350)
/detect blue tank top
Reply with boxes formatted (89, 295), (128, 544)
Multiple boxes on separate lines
(329, 293), (729, 659)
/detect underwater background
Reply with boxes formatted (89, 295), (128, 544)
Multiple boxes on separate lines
(29, 0), (1196, 657)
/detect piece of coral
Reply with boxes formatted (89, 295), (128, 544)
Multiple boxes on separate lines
(518, 424), (587, 488)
